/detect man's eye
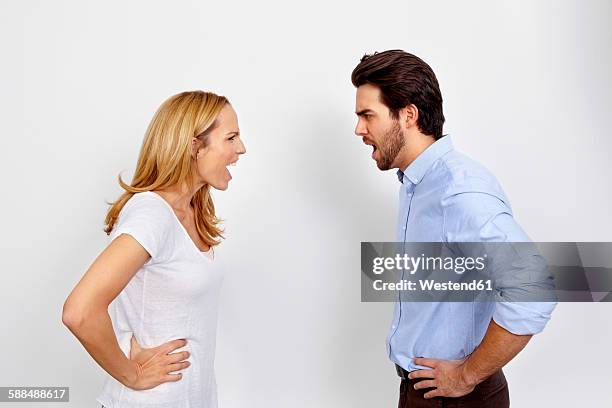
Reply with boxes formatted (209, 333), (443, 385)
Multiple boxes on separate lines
(229, 136), (236, 141)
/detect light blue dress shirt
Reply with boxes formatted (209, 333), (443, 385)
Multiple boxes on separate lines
(388, 135), (556, 372)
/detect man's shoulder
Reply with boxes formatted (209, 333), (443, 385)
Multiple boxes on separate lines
(438, 150), (497, 183)
(434, 150), (508, 202)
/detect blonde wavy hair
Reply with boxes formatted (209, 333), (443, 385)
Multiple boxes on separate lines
(104, 90), (228, 247)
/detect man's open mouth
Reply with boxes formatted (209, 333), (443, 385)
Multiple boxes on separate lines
(363, 139), (378, 159)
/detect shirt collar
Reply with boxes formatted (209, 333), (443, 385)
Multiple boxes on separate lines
(396, 135), (453, 184)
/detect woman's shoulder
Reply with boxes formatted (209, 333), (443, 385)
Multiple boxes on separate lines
(118, 191), (176, 228)
(112, 191), (177, 261)
(124, 191), (170, 213)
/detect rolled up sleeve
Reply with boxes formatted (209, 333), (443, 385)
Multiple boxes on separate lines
(443, 192), (557, 335)
(493, 301), (555, 335)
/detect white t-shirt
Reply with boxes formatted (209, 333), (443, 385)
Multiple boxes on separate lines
(96, 191), (223, 408)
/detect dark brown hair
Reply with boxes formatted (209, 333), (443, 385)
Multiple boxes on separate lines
(351, 50), (445, 140)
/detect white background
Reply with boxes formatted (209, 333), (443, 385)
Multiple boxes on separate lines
(1, 0), (611, 406)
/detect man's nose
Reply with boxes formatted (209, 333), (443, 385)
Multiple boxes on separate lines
(355, 119), (368, 136)
(238, 139), (246, 155)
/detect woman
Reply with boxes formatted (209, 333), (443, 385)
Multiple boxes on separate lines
(62, 90), (246, 408)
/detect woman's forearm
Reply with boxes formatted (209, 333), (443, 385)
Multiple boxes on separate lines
(63, 307), (137, 387)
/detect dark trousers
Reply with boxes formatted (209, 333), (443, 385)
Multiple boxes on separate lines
(398, 369), (510, 408)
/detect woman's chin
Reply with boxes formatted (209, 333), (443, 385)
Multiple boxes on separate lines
(205, 171), (232, 191)
(209, 180), (229, 191)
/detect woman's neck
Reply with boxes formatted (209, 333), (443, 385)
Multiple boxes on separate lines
(154, 182), (203, 213)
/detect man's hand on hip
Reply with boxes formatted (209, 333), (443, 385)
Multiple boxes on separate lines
(409, 357), (477, 399)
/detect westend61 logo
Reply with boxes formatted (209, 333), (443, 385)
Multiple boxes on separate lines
(372, 253), (487, 275)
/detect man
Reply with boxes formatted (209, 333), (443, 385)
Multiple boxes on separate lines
(351, 50), (556, 407)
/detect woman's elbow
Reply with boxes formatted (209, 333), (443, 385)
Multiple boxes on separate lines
(62, 295), (96, 332)
(62, 294), (108, 331)
(62, 299), (83, 330)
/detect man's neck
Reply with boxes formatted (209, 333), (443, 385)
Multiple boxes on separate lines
(396, 133), (436, 171)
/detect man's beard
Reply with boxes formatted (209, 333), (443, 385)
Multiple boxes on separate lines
(376, 120), (404, 170)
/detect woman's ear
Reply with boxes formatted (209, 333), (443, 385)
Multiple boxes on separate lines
(191, 137), (201, 160)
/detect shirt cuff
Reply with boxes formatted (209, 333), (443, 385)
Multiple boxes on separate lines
(493, 301), (556, 335)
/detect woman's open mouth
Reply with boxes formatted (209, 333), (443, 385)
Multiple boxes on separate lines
(225, 160), (238, 179)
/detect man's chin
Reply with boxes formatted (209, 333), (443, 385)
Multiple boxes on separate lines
(376, 160), (391, 171)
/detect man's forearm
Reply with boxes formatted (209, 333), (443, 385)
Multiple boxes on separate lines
(461, 319), (532, 386)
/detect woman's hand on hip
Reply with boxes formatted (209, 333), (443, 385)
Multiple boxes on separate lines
(125, 334), (190, 390)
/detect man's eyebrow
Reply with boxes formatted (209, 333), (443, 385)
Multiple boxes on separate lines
(355, 109), (374, 116)
(227, 131), (240, 136)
